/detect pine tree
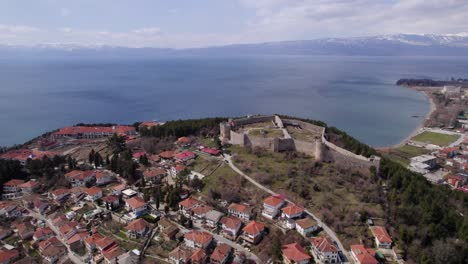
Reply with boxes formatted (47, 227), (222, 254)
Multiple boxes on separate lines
(89, 149), (95, 164)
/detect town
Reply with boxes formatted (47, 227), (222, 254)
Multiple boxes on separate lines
(0, 113), (465, 264)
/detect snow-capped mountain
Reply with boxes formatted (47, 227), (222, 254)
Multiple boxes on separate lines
(1, 33), (468, 57)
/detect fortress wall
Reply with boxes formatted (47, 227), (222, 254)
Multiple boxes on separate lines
(283, 119), (325, 137)
(230, 131), (246, 145)
(274, 115), (285, 128)
(233, 116), (275, 127)
(275, 138), (295, 152)
(328, 148), (376, 171)
(293, 140), (317, 156)
(246, 136), (275, 150)
(322, 134), (369, 162)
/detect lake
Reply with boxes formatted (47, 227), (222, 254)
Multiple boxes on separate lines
(0, 55), (467, 147)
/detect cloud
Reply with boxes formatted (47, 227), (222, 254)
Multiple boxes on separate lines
(0, 24), (40, 34)
(132, 27), (162, 35)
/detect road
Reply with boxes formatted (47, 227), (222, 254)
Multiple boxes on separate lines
(27, 209), (86, 264)
(223, 154), (350, 262)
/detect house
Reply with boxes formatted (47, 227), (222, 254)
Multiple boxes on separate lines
(455, 155), (468, 164)
(282, 243), (311, 264)
(50, 188), (70, 202)
(281, 204), (304, 229)
(205, 210), (224, 228)
(170, 164), (187, 177)
(65, 170), (95, 187)
(0, 229), (12, 241)
(84, 233), (104, 251)
(85, 186), (103, 201)
(15, 222), (35, 240)
(350, 244), (378, 264)
(262, 195), (286, 219)
(140, 121), (160, 129)
(190, 248), (207, 264)
(126, 218), (150, 239)
(177, 137), (192, 147)
(0, 249), (18, 264)
(33, 200), (49, 214)
(210, 244), (232, 264)
(122, 189), (138, 199)
(227, 203), (253, 222)
(159, 150), (175, 160)
(310, 236), (339, 264)
(296, 217), (319, 237)
(143, 168), (166, 183)
(169, 246), (193, 264)
(175, 151), (196, 162)
(220, 216), (242, 240)
(112, 183), (127, 196)
(33, 227), (54, 242)
(67, 232), (90, 252)
(125, 197), (147, 216)
(184, 230), (213, 249)
(102, 195), (121, 210)
(409, 155), (437, 174)
(102, 246), (124, 264)
(438, 147), (459, 159)
(95, 237), (117, 252)
(38, 237), (67, 264)
(59, 221), (80, 240)
(19, 180), (40, 193)
(447, 175), (466, 188)
(201, 148), (221, 156)
(192, 204), (213, 220)
(179, 197), (202, 216)
(132, 151), (147, 161)
(241, 221), (265, 244)
(95, 170), (115, 186)
(159, 218), (179, 241)
(2, 179), (24, 200)
(370, 226), (392, 249)
(0, 203), (21, 219)
(442, 85), (461, 98)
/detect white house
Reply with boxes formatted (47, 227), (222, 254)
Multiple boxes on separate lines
(310, 236), (339, 264)
(184, 230), (213, 249)
(227, 203), (253, 222)
(262, 195), (285, 219)
(295, 218), (319, 237)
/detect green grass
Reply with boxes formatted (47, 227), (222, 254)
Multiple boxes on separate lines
(381, 145), (431, 166)
(248, 128), (284, 138)
(411, 131), (459, 146)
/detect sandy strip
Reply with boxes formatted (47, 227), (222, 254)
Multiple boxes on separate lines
(377, 88), (437, 150)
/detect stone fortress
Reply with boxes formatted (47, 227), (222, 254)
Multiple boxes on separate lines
(220, 115), (381, 171)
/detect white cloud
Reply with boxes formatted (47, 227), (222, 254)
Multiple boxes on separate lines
(132, 27), (161, 35)
(0, 24), (40, 34)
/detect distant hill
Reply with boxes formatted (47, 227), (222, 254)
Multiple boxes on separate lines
(2, 33), (468, 58)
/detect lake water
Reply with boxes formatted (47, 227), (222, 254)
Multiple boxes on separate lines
(0, 56), (467, 147)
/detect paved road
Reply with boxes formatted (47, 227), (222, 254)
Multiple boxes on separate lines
(27, 210), (86, 264)
(223, 154), (350, 262)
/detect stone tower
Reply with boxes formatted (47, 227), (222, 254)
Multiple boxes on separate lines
(220, 121), (232, 142)
(314, 138), (324, 162)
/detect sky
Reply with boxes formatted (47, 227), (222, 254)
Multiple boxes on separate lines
(0, 0), (467, 48)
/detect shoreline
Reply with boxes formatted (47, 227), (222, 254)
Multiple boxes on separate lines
(377, 86), (438, 150)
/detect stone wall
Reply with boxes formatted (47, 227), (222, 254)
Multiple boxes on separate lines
(232, 115), (275, 127)
(292, 139), (317, 157)
(275, 138), (296, 152)
(246, 136), (276, 151)
(230, 131), (246, 145)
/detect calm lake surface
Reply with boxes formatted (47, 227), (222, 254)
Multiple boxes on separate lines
(0, 56), (467, 147)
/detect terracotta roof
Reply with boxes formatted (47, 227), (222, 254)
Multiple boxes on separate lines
(220, 216), (242, 230)
(295, 217), (317, 229)
(67, 232), (89, 245)
(263, 195), (284, 207)
(3, 179), (25, 187)
(140, 121), (160, 128)
(242, 221), (265, 235)
(54, 125), (135, 136)
(175, 164), (186, 172)
(102, 195), (119, 203)
(179, 197), (201, 209)
(95, 170), (113, 180)
(51, 188), (70, 196)
(19, 180), (40, 188)
(228, 203), (252, 214)
(159, 150), (175, 159)
(95, 236), (116, 249)
(84, 233), (103, 246)
(370, 226), (392, 244)
(103, 246), (124, 261)
(126, 218), (149, 232)
(177, 137), (191, 144)
(33, 227), (53, 238)
(184, 230), (213, 245)
(310, 237), (337, 253)
(192, 204), (213, 216)
(211, 244), (232, 262)
(126, 197), (146, 209)
(281, 204), (304, 216)
(85, 186), (102, 196)
(201, 148), (221, 155)
(190, 248), (206, 262)
(132, 151), (147, 159)
(143, 168), (166, 178)
(350, 244), (378, 264)
(112, 183), (127, 191)
(175, 151), (196, 160)
(169, 247), (193, 262)
(282, 243), (311, 263)
(38, 236), (62, 251)
(0, 249), (18, 263)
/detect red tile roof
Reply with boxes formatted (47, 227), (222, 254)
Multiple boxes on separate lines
(179, 197), (201, 209)
(228, 203), (252, 214)
(351, 244), (378, 264)
(112, 183), (126, 192)
(190, 248), (206, 262)
(281, 204), (304, 216)
(0, 249), (18, 263)
(102, 195), (119, 203)
(54, 126), (135, 136)
(185, 230), (213, 245)
(177, 137), (191, 144)
(210, 244), (232, 262)
(296, 217), (317, 229)
(3, 179), (25, 187)
(263, 195), (284, 207)
(201, 148), (221, 155)
(143, 168), (166, 178)
(370, 226), (392, 244)
(220, 216), (242, 230)
(310, 237), (337, 253)
(175, 164), (186, 172)
(242, 221), (265, 235)
(159, 150), (175, 159)
(84, 233), (103, 246)
(51, 188), (70, 196)
(67, 232), (89, 245)
(282, 243), (311, 263)
(85, 186), (102, 196)
(140, 121), (160, 128)
(33, 227), (53, 239)
(175, 151), (196, 160)
(103, 246), (124, 261)
(126, 197), (146, 209)
(126, 218), (149, 232)
(95, 236), (116, 249)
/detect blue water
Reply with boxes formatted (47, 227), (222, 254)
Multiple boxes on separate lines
(0, 56), (467, 147)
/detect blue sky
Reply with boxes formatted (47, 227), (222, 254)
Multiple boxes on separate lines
(0, 0), (467, 48)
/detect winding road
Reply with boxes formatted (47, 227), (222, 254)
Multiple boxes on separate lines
(223, 154), (350, 262)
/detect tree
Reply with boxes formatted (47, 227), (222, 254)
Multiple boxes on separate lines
(139, 154), (149, 166)
(94, 152), (103, 167)
(89, 149), (95, 164)
(107, 134), (126, 154)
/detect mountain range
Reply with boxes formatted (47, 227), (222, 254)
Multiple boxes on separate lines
(2, 33), (468, 58)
